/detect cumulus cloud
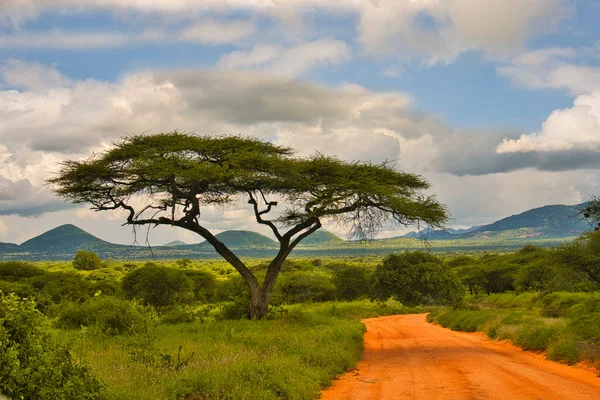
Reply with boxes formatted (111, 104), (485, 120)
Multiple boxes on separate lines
(0, 59), (440, 225)
(179, 19), (255, 45)
(498, 47), (600, 95)
(218, 38), (351, 77)
(0, 0), (568, 62)
(496, 93), (600, 153)
(0, 177), (72, 217)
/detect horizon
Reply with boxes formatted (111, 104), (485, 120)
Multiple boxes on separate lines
(4, 201), (589, 247)
(1, 1), (600, 245)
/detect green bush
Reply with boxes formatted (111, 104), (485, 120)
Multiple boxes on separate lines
(57, 296), (153, 335)
(0, 261), (46, 281)
(514, 322), (562, 351)
(275, 270), (335, 304)
(0, 292), (109, 399)
(184, 269), (218, 302)
(121, 263), (194, 308)
(30, 272), (93, 303)
(73, 250), (103, 271)
(371, 251), (464, 306)
(332, 265), (372, 301)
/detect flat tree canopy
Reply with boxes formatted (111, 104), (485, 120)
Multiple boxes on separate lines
(49, 132), (448, 319)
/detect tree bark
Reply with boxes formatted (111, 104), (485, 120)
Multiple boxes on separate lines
(249, 287), (270, 320)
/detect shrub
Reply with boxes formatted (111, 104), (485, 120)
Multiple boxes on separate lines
(371, 251), (464, 306)
(57, 297), (153, 335)
(121, 263), (194, 308)
(0, 292), (109, 399)
(73, 250), (103, 271)
(275, 271), (335, 304)
(0, 261), (46, 281)
(332, 265), (372, 301)
(30, 272), (93, 303)
(184, 270), (218, 302)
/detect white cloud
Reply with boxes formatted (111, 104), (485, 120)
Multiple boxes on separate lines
(498, 47), (600, 95)
(218, 44), (281, 70)
(0, 0), (568, 62)
(179, 19), (255, 45)
(0, 29), (164, 49)
(496, 93), (600, 153)
(217, 38), (351, 77)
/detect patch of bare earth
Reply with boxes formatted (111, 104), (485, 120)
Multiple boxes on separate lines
(320, 314), (600, 400)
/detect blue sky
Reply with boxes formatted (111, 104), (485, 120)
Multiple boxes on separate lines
(1, 0), (600, 244)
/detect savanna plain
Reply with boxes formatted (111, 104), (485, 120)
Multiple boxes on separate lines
(3, 231), (600, 399)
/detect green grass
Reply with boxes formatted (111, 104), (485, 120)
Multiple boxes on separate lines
(428, 292), (600, 368)
(58, 300), (420, 400)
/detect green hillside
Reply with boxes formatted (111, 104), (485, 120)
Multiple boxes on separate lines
(19, 224), (117, 254)
(297, 230), (345, 246)
(466, 204), (590, 239)
(198, 230), (277, 249)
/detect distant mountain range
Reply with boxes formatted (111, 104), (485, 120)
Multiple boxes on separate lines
(402, 203), (591, 240)
(0, 203), (591, 260)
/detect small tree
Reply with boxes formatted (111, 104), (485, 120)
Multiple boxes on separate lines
(121, 263), (194, 308)
(73, 249), (102, 271)
(555, 230), (600, 285)
(371, 251), (464, 306)
(49, 133), (448, 319)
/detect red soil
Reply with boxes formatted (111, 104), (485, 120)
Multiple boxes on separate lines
(320, 314), (600, 400)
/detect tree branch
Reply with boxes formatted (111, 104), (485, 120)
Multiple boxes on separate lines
(247, 191), (282, 241)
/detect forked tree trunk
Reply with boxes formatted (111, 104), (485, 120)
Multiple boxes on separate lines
(249, 287), (270, 320)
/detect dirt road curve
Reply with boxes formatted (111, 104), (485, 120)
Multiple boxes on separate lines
(320, 314), (600, 400)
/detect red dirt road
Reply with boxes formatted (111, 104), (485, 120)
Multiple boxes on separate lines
(320, 314), (600, 400)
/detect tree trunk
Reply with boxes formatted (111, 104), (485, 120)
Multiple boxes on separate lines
(249, 287), (270, 320)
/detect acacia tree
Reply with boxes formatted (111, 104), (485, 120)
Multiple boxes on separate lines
(49, 132), (448, 319)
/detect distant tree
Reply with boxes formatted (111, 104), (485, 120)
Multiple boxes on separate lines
(556, 230), (600, 285)
(371, 251), (464, 306)
(581, 196), (600, 230)
(332, 265), (373, 301)
(72, 250), (102, 271)
(121, 263), (194, 308)
(49, 133), (448, 319)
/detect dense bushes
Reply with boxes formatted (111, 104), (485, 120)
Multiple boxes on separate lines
(73, 250), (103, 271)
(371, 251), (464, 306)
(0, 292), (109, 399)
(429, 292), (600, 366)
(332, 264), (372, 301)
(57, 297), (154, 335)
(121, 263), (194, 308)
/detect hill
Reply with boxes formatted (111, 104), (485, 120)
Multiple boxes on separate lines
(19, 224), (118, 254)
(163, 240), (189, 247)
(297, 230), (345, 246)
(198, 230), (277, 249)
(465, 204), (590, 239)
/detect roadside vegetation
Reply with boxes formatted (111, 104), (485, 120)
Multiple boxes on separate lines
(3, 228), (600, 398)
(429, 231), (600, 368)
(0, 255), (425, 399)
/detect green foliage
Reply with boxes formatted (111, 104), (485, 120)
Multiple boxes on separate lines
(430, 291), (600, 367)
(73, 249), (103, 271)
(556, 230), (600, 285)
(332, 264), (373, 301)
(49, 132), (448, 319)
(121, 263), (194, 308)
(0, 292), (109, 399)
(57, 297), (154, 335)
(31, 271), (93, 303)
(0, 261), (46, 281)
(69, 301), (417, 400)
(183, 269), (217, 302)
(371, 251), (464, 306)
(275, 270), (336, 304)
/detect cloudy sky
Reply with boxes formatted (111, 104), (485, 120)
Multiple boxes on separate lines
(1, 0), (599, 245)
